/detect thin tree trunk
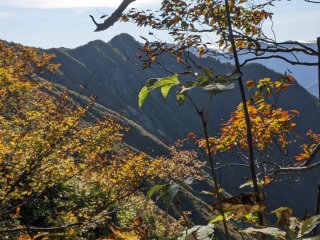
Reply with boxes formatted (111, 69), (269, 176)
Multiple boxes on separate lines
(223, 0), (265, 227)
(317, 37), (320, 102)
(313, 180), (320, 236)
(199, 111), (230, 240)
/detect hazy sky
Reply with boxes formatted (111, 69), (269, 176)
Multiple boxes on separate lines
(0, 0), (319, 49)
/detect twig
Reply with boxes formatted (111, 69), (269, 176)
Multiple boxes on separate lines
(0, 223), (82, 234)
(240, 55), (317, 68)
(199, 110), (230, 240)
(302, 144), (320, 167)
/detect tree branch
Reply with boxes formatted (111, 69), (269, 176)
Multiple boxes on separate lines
(277, 161), (320, 173)
(261, 144), (320, 177)
(240, 55), (317, 67)
(302, 143), (320, 167)
(0, 223), (81, 234)
(304, 0), (320, 3)
(90, 0), (135, 32)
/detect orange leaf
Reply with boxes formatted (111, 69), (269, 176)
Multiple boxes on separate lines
(264, 176), (270, 185)
(287, 75), (296, 82)
(134, 216), (143, 227)
(187, 132), (196, 140)
(290, 109), (300, 115)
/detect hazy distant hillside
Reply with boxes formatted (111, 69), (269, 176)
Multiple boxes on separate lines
(42, 33), (320, 216)
(218, 42), (318, 98)
(189, 41), (318, 98)
(308, 81), (319, 97)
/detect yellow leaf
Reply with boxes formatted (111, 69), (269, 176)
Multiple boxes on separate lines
(150, 55), (157, 61)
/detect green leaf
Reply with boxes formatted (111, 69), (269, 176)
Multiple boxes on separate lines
(174, 177), (195, 186)
(217, 71), (241, 82)
(147, 184), (166, 200)
(215, 75), (228, 82)
(175, 81), (195, 105)
(243, 213), (259, 222)
(210, 214), (224, 223)
(138, 86), (150, 108)
(202, 67), (214, 79)
(161, 84), (176, 99)
(139, 74), (179, 107)
(196, 73), (210, 86)
(298, 214), (320, 238)
(147, 182), (180, 206)
(210, 212), (235, 223)
(162, 183), (180, 205)
(148, 74), (179, 90)
(176, 93), (186, 105)
(239, 227), (286, 239)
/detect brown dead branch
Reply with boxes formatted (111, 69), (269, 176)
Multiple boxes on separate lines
(90, 0), (135, 32)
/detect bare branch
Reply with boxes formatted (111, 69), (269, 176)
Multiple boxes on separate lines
(277, 161), (320, 173)
(230, 29), (319, 57)
(304, 0), (320, 3)
(254, 46), (318, 56)
(90, 0), (135, 32)
(240, 55), (317, 67)
(262, 145), (320, 176)
(215, 162), (249, 170)
(0, 223), (81, 234)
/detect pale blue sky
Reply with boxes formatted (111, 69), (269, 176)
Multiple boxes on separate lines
(0, 0), (319, 49)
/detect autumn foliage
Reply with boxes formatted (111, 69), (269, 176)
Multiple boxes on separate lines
(1, 0), (320, 238)
(0, 41), (205, 239)
(206, 76), (298, 153)
(87, 0), (320, 238)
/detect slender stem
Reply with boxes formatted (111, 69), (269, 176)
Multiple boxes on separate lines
(317, 37), (320, 103)
(199, 110), (230, 240)
(176, 193), (198, 240)
(313, 180), (320, 236)
(224, 0), (265, 227)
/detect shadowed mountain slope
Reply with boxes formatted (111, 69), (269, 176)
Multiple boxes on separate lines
(43, 33), (320, 217)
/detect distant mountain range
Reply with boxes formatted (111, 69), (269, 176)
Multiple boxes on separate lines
(187, 40), (318, 98)
(246, 42), (319, 98)
(35, 34), (320, 219)
(217, 41), (319, 98)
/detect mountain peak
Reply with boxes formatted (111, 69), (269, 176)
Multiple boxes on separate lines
(74, 39), (113, 55)
(108, 33), (141, 54)
(86, 39), (107, 47)
(109, 33), (137, 44)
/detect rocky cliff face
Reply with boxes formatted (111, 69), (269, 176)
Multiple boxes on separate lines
(43, 33), (320, 217)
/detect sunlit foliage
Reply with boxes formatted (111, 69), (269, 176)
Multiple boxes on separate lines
(0, 41), (205, 239)
(205, 76), (298, 153)
(124, 0), (272, 69)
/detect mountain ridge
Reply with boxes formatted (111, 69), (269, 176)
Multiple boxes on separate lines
(38, 33), (320, 217)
